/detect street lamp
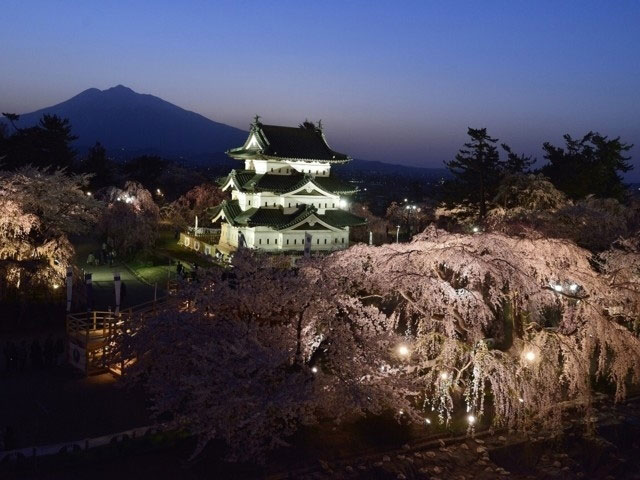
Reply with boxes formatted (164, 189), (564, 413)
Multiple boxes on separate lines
(396, 225), (400, 243)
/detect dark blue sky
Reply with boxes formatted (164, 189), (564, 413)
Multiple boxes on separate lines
(2, 1), (639, 179)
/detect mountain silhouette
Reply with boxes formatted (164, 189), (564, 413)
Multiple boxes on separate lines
(7, 85), (247, 160)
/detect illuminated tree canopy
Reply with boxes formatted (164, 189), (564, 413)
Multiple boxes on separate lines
(126, 227), (640, 461)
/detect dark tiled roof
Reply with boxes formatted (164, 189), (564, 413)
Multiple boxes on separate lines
(210, 201), (366, 230)
(320, 209), (367, 227)
(220, 170), (357, 194)
(227, 122), (350, 162)
(260, 125), (348, 160)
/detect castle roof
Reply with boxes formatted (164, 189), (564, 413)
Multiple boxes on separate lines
(219, 170), (357, 195)
(208, 200), (366, 230)
(227, 119), (350, 163)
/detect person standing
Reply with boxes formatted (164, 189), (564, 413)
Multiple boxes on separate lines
(30, 339), (43, 369)
(54, 337), (64, 366)
(43, 335), (54, 368)
(120, 280), (127, 306)
(16, 341), (27, 372)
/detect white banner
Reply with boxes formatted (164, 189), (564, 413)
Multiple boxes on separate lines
(114, 272), (121, 314)
(69, 341), (86, 372)
(66, 266), (73, 312)
(304, 232), (312, 258)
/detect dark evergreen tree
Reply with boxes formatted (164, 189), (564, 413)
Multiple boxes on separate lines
(121, 155), (168, 186)
(501, 143), (534, 174)
(79, 142), (118, 189)
(0, 114), (77, 170)
(445, 127), (503, 219)
(541, 132), (633, 201)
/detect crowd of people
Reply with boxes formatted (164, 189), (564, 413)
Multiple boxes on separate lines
(2, 335), (65, 373)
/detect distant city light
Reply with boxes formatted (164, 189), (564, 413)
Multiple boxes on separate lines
(467, 415), (476, 424)
(472, 226), (479, 233)
(311, 366), (318, 373)
(553, 284), (563, 292)
(518, 397), (524, 403)
(569, 283), (578, 292)
(52, 284), (60, 289)
(339, 199), (348, 208)
(440, 371), (449, 380)
(524, 351), (536, 362)
(86, 191), (92, 196)
(425, 418), (431, 424)
(404, 198), (408, 202)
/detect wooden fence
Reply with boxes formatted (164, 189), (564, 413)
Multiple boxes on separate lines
(66, 297), (172, 376)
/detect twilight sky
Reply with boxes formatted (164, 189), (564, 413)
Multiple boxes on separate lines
(1, 1), (639, 179)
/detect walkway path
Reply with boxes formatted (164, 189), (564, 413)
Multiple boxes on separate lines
(73, 239), (160, 310)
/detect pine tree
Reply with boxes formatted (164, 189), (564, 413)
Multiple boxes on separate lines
(541, 132), (633, 201)
(445, 128), (502, 219)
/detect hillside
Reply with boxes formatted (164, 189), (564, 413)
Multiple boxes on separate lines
(5, 85), (247, 158)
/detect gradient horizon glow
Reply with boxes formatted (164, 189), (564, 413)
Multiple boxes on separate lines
(1, 1), (639, 179)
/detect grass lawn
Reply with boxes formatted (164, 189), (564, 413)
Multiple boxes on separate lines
(155, 230), (217, 268)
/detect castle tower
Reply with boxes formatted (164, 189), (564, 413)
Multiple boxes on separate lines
(209, 117), (365, 255)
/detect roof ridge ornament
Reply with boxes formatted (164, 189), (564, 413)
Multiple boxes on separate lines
(252, 115), (262, 128)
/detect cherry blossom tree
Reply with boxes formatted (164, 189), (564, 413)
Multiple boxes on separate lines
(0, 167), (100, 296)
(97, 181), (159, 255)
(161, 183), (227, 230)
(328, 227), (640, 431)
(350, 202), (390, 244)
(125, 228), (640, 461)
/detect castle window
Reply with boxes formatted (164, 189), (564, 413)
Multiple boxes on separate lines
(324, 203), (327, 208)
(324, 238), (327, 244)
(248, 200), (251, 206)
(273, 202), (276, 207)
(288, 203), (291, 207)
(264, 202), (267, 206)
(259, 239), (262, 245)
(294, 239), (297, 244)
(267, 239), (270, 244)
(335, 238), (338, 243)
(275, 238), (278, 244)
(341, 238), (344, 244)
(316, 239), (319, 244)
(332, 203), (335, 208)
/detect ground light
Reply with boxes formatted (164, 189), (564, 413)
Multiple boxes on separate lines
(397, 344), (410, 357)
(467, 414), (476, 425)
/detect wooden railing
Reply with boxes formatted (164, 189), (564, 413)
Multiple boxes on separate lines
(66, 296), (173, 376)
